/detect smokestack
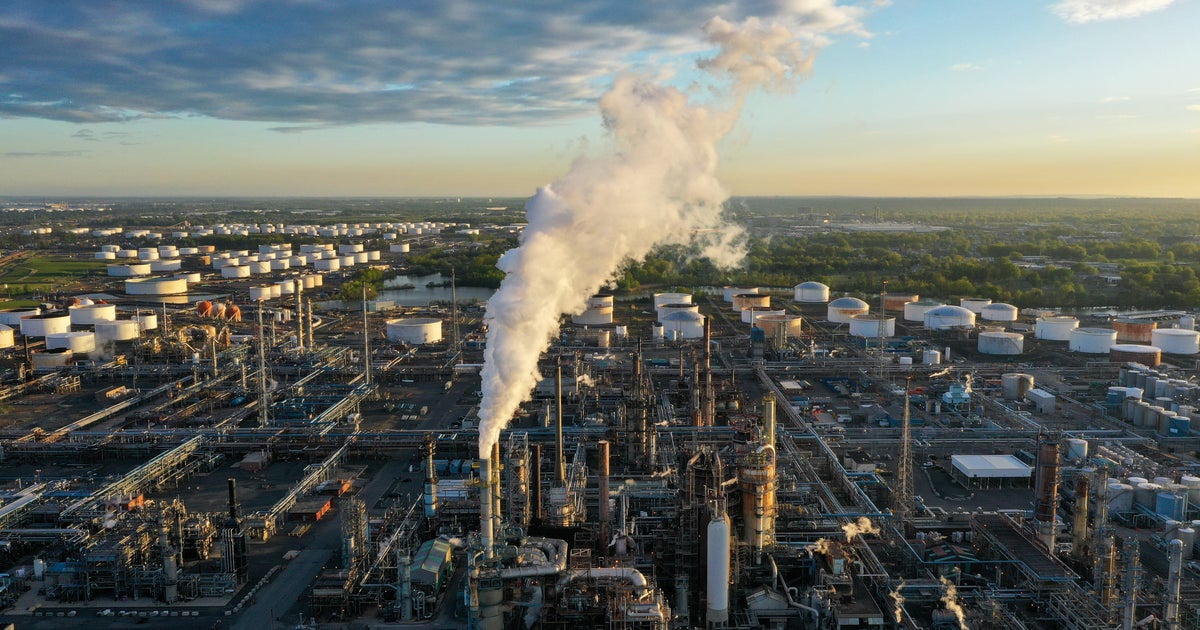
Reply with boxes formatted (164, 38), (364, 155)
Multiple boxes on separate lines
(1166, 538), (1184, 630)
(295, 280), (304, 349)
(480, 455), (495, 559)
(227, 478), (239, 522)
(556, 357), (566, 485)
(692, 360), (702, 427)
(598, 440), (611, 548)
(424, 435), (438, 520)
(1072, 474), (1090, 564)
(492, 441), (502, 527)
(704, 317), (713, 427)
(1034, 434), (1060, 552)
(531, 443), (543, 524)
(305, 299), (314, 347)
(763, 394), (776, 449)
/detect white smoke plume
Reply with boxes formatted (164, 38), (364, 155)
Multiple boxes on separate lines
(890, 580), (906, 623)
(476, 17), (822, 458)
(842, 516), (879, 543)
(938, 575), (968, 629)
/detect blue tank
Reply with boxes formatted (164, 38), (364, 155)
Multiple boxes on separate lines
(1156, 491), (1188, 521)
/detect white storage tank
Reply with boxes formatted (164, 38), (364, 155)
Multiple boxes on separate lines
(131, 313), (158, 331)
(354, 252), (369, 264)
(31, 349), (72, 370)
(222, 265), (252, 279)
(1134, 483), (1160, 509)
(960, 298), (992, 313)
(0, 307), (40, 326)
(249, 261), (271, 274)
(744, 307), (785, 326)
(793, 282), (829, 303)
(574, 295), (616, 325)
(46, 331), (96, 354)
(340, 255), (356, 267)
(158, 245), (178, 258)
(338, 243), (364, 255)
(386, 318), (443, 344)
(923, 349), (942, 364)
(176, 272), (202, 284)
(979, 331), (1024, 355)
(658, 303), (700, 323)
(653, 293), (692, 309)
(661, 311), (705, 339)
(1152, 328), (1200, 355)
(881, 292), (919, 311)
(706, 516), (731, 625)
(733, 293), (770, 312)
(1180, 476), (1200, 504)
(314, 258), (341, 272)
(94, 251), (117, 260)
(367, 250), (381, 261)
(1001, 373), (1035, 400)
(125, 277), (188, 295)
(723, 287), (758, 303)
(390, 243), (411, 253)
(69, 303), (117, 325)
(1066, 438), (1088, 460)
(1069, 328), (1117, 354)
(923, 305), (976, 330)
(755, 314), (802, 338)
(0, 325), (12, 349)
(827, 297), (869, 323)
(1036, 316), (1079, 341)
(903, 299), (944, 322)
(848, 314), (895, 338)
(137, 247), (160, 261)
(107, 263), (152, 277)
(95, 320), (141, 343)
(149, 259), (182, 272)
(270, 259), (291, 271)
(1106, 483), (1134, 513)
(248, 285), (274, 301)
(980, 303), (1019, 322)
(20, 312), (71, 337)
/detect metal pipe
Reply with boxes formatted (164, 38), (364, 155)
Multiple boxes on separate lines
(763, 393), (776, 449)
(598, 440), (610, 548)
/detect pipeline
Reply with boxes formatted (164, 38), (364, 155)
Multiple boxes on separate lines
(556, 567), (650, 598)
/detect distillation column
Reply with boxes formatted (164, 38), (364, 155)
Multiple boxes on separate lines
(598, 440), (611, 548)
(739, 444), (776, 565)
(1034, 435), (1061, 551)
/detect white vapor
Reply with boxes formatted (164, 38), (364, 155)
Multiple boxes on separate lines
(938, 576), (968, 629)
(1051, 0), (1179, 23)
(476, 17), (817, 457)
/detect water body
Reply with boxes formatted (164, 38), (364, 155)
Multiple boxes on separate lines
(380, 273), (494, 306)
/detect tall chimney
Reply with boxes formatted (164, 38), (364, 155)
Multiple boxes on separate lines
(1072, 474), (1089, 564)
(763, 394), (776, 449)
(598, 440), (611, 548)
(305, 300), (315, 347)
(295, 280), (304, 349)
(531, 443), (543, 524)
(1034, 434), (1060, 552)
(480, 455), (494, 559)
(492, 441), (502, 527)
(556, 357), (566, 485)
(703, 317), (713, 426)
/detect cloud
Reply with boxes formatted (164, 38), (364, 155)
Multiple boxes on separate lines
(0, 1), (871, 127)
(1100, 96), (1130, 103)
(1051, 0), (1179, 23)
(1188, 105), (1200, 111)
(71, 128), (129, 142)
(3, 150), (89, 158)
(950, 63), (983, 72)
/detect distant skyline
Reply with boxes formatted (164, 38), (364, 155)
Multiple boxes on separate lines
(1, 0), (1198, 198)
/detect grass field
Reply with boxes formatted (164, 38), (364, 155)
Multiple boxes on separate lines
(0, 255), (108, 294)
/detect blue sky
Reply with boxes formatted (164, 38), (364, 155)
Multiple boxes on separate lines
(1, 0), (1197, 197)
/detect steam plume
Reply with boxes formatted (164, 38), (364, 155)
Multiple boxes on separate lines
(841, 516), (879, 542)
(890, 580), (906, 623)
(476, 17), (817, 457)
(938, 576), (968, 629)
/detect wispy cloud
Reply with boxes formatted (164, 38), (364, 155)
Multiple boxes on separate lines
(1051, 0), (1179, 23)
(3, 150), (89, 158)
(0, 1), (873, 127)
(950, 63), (983, 72)
(1100, 96), (1130, 103)
(71, 128), (129, 142)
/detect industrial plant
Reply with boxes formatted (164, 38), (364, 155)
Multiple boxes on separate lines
(0, 215), (1197, 630)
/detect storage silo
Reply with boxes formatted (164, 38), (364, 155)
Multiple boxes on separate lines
(960, 298), (992, 313)
(848, 314), (895, 338)
(980, 303), (1019, 322)
(1001, 373), (1034, 401)
(733, 293), (770, 312)
(1109, 344), (1162, 367)
(882, 292), (918, 311)
(69, 303), (116, 326)
(743, 306), (784, 325)
(661, 311), (705, 339)
(827, 297), (869, 323)
(125, 277), (187, 296)
(793, 282), (829, 303)
(386, 318), (443, 344)
(755, 314), (802, 339)
(654, 292), (692, 309)
(0, 325), (12, 349)
(1069, 328), (1117, 354)
(978, 331), (1024, 355)
(46, 331), (96, 354)
(107, 263), (152, 277)
(1114, 318), (1157, 343)
(903, 299), (943, 323)
(724, 286), (758, 303)
(20, 312), (71, 337)
(574, 295), (616, 325)
(1152, 329), (1200, 355)
(1035, 316), (1079, 341)
(923, 305), (976, 330)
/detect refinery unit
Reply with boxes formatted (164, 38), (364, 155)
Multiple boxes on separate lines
(0, 224), (1200, 629)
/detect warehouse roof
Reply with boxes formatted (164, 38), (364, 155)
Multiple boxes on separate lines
(951, 454), (1033, 478)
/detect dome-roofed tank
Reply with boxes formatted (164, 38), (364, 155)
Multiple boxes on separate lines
(793, 282), (829, 303)
(827, 297), (869, 323)
(980, 303), (1019, 322)
(661, 310), (705, 339)
(923, 305), (976, 330)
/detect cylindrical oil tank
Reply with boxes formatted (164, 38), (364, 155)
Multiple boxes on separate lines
(0, 325), (12, 349)
(960, 298), (992, 313)
(177, 272), (202, 283)
(1036, 316), (1079, 341)
(94, 251), (117, 260)
(1114, 318), (1157, 343)
(367, 250), (381, 261)
(178, 247), (199, 255)
(733, 293), (770, 312)
(1001, 373), (1035, 401)
(131, 313), (158, 331)
(221, 265), (252, 278)
(385, 318), (443, 344)
(923, 349), (942, 364)
(1152, 328), (1200, 355)
(652, 323), (664, 341)
(249, 261), (271, 274)
(314, 258), (341, 272)
(793, 282), (829, 303)
(248, 285), (273, 301)
(149, 259), (182, 272)
(980, 303), (1019, 322)
(0, 307), (40, 326)
(1134, 483), (1160, 509)
(69, 303), (116, 326)
(1158, 491), (1188, 521)
(882, 292), (918, 311)
(337, 243), (364, 255)
(724, 286), (759, 303)
(848, 314), (895, 338)
(1179, 476), (1200, 504)
(573, 300), (615, 325)
(1069, 328), (1117, 354)
(157, 245), (178, 258)
(657, 302), (699, 322)
(661, 311), (705, 339)
(100, 244), (121, 253)
(95, 320), (141, 343)
(20, 312), (71, 337)
(743, 306), (784, 325)
(270, 259), (290, 271)
(137, 247), (160, 260)
(289, 255), (308, 267)
(978, 331), (1024, 355)
(755, 314), (802, 339)
(46, 331), (96, 354)
(923, 305), (976, 330)
(1177, 528), (1197, 559)
(828, 297), (869, 323)
(350, 251), (366, 264)
(706, 516), (731, 625)
(107, 263), (152, 277)
(1066, 438), (1088, 460)
(31, 349), (72, 370)
(339, 255), (355, 268)
(390, 243), (411, 254)
(1128, 476), (1149, 486)
(1106, 483), (1134, 513)
(277, 280), (295, 295)
(125, 276), (188, 295)
(903, 299), (944, 322)
(1109, 344), (1162, 367)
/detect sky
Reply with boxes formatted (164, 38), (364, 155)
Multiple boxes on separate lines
(0, 0), (1197, 198)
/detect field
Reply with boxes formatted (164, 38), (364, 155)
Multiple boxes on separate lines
(0, 254), (108, 294)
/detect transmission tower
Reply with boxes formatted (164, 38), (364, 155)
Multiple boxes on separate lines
(895, 379), (914, 531)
